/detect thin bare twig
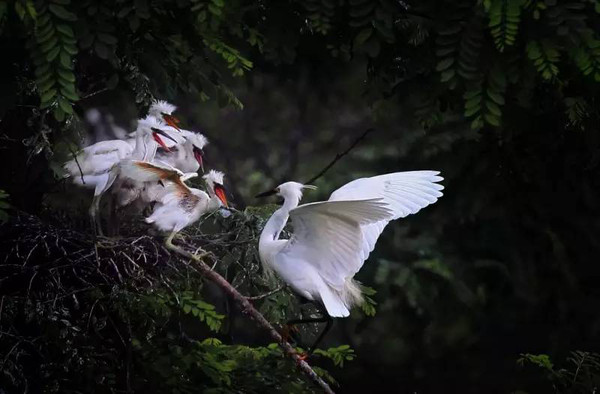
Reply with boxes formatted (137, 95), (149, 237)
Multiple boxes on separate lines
(246, 286), (284, 300)
(304, 128), (375, 185)
(67, 144), (86, 185)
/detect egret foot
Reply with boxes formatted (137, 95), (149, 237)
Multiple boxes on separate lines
(297, 352), (308, 361)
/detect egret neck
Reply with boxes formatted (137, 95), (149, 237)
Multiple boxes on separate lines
(130, 126), (152, 161)
(259, 192), (298, 246)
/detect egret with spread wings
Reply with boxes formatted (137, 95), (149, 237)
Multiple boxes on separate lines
(256, 171), (444, 355)
(120, 161), (229, 249)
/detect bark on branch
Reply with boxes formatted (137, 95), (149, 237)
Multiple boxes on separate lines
(166, 244), (335, 394)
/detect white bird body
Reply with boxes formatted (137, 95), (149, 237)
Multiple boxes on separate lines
(137, 129), (208, 206)
(258, 171), (444, 318)
(120, 162), (228, 238)
(64, 116), (179, 234)
(146, 187), (213, 232)
(154, 129), (208, 173)
(64, 140), (133, 189)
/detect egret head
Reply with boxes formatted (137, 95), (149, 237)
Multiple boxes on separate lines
(137, 116), (178, 151)
(148, 100), (181, 130)
(182, 131), (208, 172)
(255, 182), (316, 205)
(203, 170), (228, 208)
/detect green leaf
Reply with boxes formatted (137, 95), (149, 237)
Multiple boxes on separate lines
(484, 112), (500, 126)
(38, 76), (56, 93)
(60, 86), (79, 101)
(56, 24), (74, 37)
(57, 68), (75, 83)
(59, 50), (71, 68)
(63, 42), (77, 55)
(53, 105), (66, 121)
(46, 45), (60, 61)
(40, 36), (59, 53)
(57, 95), (73, 114)
(487, 90), (505, 105)
(436, 57), (454, 71)
(353, 28), (373, 47)
(48, 4), (77, 21)
(40, 87), (57, 104)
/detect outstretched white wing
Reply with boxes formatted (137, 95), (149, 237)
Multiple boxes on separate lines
(276, 199), (392, 290)
(329, 171), (444, 260)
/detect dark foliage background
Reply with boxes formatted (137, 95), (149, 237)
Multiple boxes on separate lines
(1, 0), (600, 393)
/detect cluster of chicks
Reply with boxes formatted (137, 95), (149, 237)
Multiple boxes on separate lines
(64, 100), (229, 245)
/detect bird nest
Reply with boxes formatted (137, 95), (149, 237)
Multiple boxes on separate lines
(0, 209), (273, 302)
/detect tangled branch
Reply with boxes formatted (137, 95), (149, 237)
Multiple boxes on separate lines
(165, 243), (335, 393)
(0, 212), (334, 393)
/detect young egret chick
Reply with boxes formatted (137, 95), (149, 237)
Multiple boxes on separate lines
(120, 162), (229, 249)
(155, 129), (208, 173)
(135, 130), (207, 208)
(64, 116), (178, 236)
(148, 99), (181, 130)
(108, 116), (182, 208)
(256, 171), (444, 355)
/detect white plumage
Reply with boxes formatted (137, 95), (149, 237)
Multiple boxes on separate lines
(64, 116), (179, 235)
(120, 161), (228, 246)
(258, 171), (444, 318)
(153, 129), (208, 173)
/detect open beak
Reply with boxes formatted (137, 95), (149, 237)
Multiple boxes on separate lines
(255, 189), (277, 198)
(162, 113), (181, 130)
(151, 127), (178, 152)
(193, 146), (205, 173)
(213, 183), (228, 208)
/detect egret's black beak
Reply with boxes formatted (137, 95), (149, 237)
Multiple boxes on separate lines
(255, 189), (277, 198)
(151, 127), (178, 144)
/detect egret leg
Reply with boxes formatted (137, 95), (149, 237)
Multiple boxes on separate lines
(89, 194), (104, 237)
(164, 231), (177, 249)
(107, 193), (120, 236)
(164, 231), (209, 259)
(285, 309), (333, 356)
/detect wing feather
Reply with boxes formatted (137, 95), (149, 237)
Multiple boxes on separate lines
(119, 160), (191, 199)
(276, 199), (392, 290)
(329, 171), (444, 261)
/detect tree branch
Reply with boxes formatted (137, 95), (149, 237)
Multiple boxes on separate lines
(304, 128), (375, 185)
(246, 285), (284, 300)
(165, 243), (335, 394)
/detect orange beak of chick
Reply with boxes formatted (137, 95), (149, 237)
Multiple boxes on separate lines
(213, 183), (228, 208)
(162, 113), (181, 131)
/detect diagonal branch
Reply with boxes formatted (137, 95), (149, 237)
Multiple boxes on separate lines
(304, 128), (375, 185)
(165, 243), (335, 394)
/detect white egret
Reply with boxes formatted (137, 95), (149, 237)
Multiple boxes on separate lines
(64, 116), (178, 235)
(120, 161), (229, 248)
(148, 99), (182, 131)
(155, 129), (208, 173)
(133, 130), (208, 209)
(256, 171), (443, 354)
